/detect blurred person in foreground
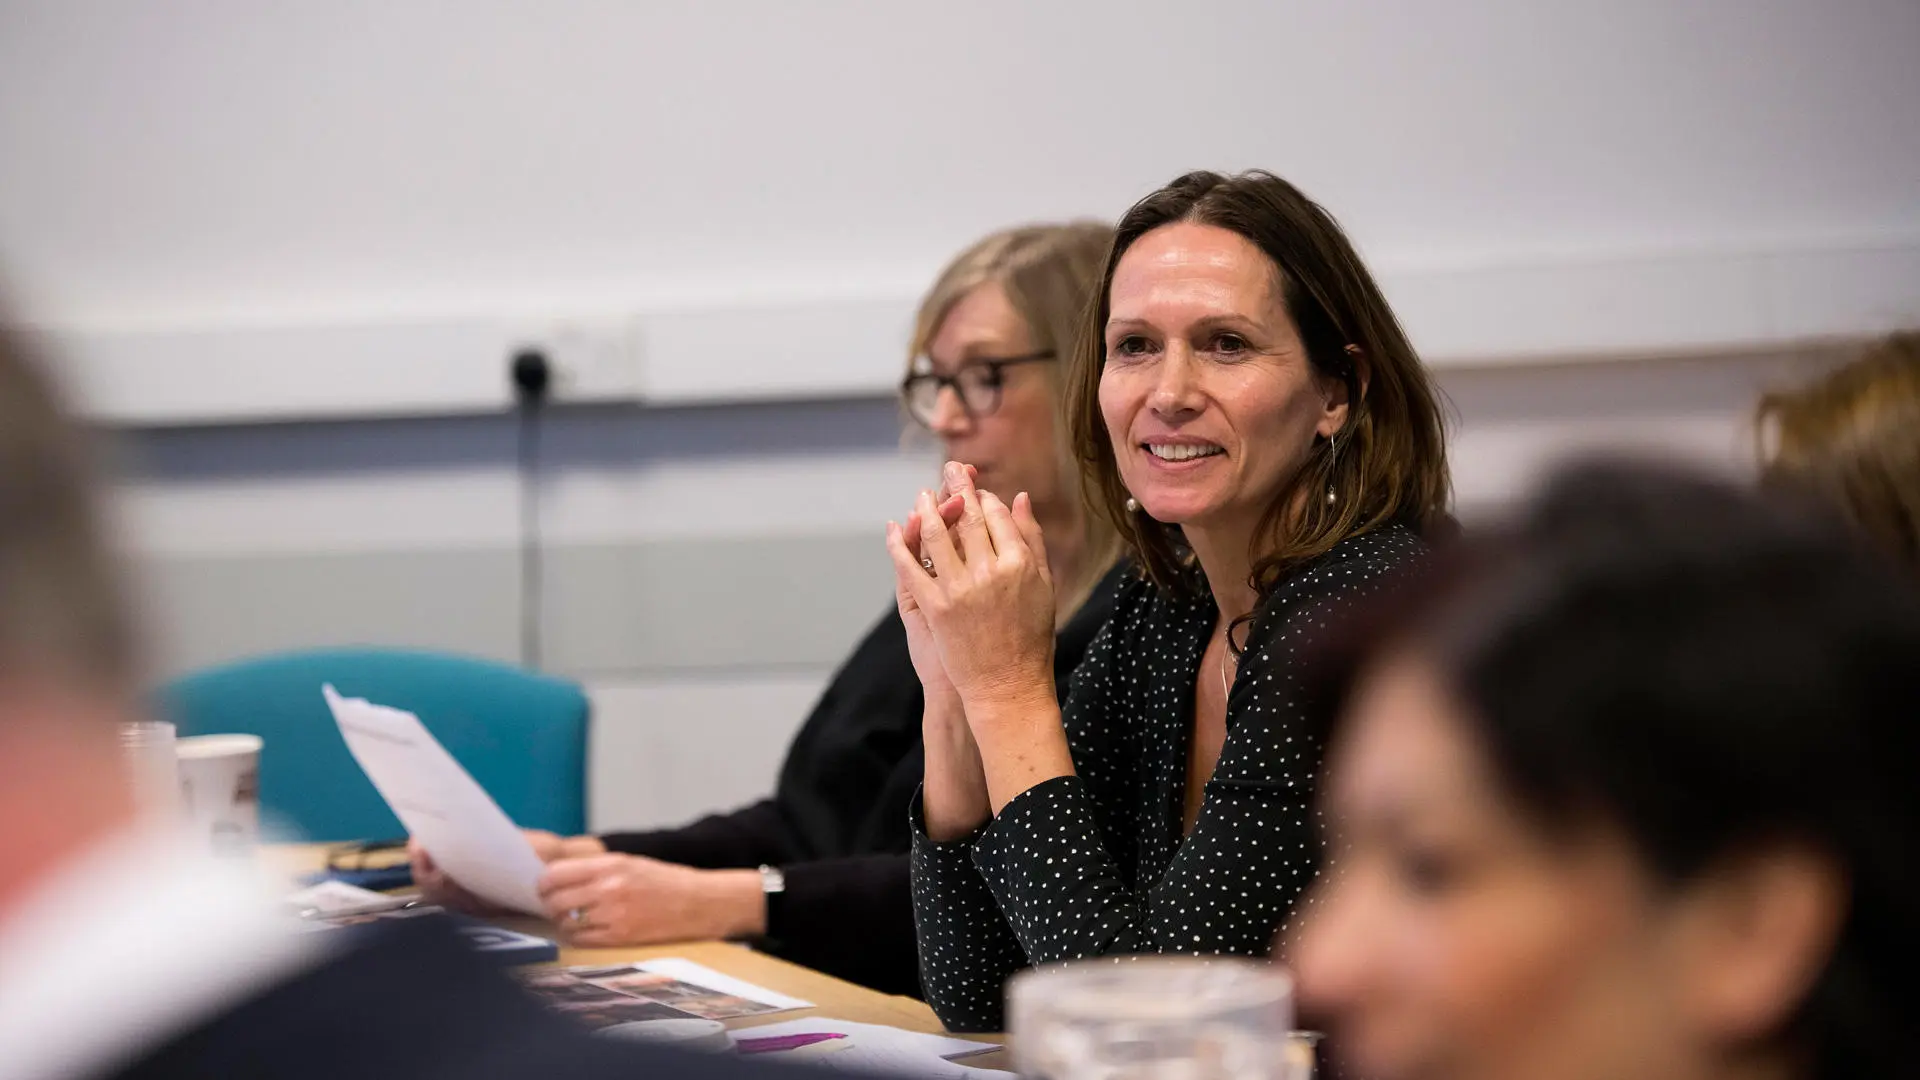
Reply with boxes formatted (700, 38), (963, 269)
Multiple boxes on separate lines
(415, 222), (1124, 995)
(0, 332), (791, 1078)
(1292, 461), (1919, 1080)
(1757, 329), (1920, 576)
(891, 171), (1451, 1031)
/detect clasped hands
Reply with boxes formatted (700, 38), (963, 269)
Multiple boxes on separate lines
(885, 461), (1074, 836)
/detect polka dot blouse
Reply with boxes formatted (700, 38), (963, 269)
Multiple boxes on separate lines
(909, 523), (1427, 1032)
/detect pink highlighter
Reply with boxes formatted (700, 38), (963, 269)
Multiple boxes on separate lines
(733, 1032), (849, 1055)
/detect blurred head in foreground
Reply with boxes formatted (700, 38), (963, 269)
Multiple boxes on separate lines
(1292, 461), (1919, 1080)
(0, 311), (844, 1080)
(1758, 330), (1920, 576)
(0, 328), (144, 909)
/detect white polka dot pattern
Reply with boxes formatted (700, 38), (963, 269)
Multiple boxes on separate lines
(910, 524), (1426, 1032)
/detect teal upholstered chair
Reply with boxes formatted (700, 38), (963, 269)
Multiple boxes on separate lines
(159, 648), (589, 843)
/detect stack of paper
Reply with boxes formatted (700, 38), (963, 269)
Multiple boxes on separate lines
(521, 958), (813, 1024)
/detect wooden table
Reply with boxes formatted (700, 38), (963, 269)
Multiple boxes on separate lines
(267, 845), (1006, 1063)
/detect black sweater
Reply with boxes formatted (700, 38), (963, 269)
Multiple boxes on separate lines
(602, 566), (1122, 997)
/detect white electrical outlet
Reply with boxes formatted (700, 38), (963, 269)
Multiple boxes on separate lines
(508, 320), (640, 403)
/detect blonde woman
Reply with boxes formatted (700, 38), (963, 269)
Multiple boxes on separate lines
(1757, 330), (1920, 575)
(414, 223), (1123, 997)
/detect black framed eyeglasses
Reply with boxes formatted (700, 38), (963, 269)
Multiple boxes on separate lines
(901, 351), (1056, 426)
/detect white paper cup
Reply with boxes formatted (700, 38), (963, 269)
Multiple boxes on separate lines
(176, 733), (263, 857)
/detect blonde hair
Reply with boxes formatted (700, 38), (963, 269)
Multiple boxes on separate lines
(1758, 331), (1920, 575)
(906, 222), (1120, 618)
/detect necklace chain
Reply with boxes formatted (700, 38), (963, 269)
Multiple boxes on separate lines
(1218, 621), (1238, 704)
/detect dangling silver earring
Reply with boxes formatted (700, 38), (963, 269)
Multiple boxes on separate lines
(1124, 496), (1140, 513)
(1324, 435), (1339, 506)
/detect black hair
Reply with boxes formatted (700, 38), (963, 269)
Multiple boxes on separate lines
(1314, 459), (1920, 1080)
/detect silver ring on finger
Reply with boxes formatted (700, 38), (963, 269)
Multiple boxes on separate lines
(568, 907), (586, 924)
(921, 557), (936, 577)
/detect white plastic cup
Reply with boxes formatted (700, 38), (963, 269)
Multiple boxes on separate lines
(1010, 956), (1303, 1080)
(176, 733), (263, 858)
(119, 720), (181, 821)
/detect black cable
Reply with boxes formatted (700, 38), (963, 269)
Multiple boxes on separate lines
(518, 406), (542, 669)
(511, 349), (551, 670)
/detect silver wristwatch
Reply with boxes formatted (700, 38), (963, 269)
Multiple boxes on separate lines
(758, 864), (786, 896)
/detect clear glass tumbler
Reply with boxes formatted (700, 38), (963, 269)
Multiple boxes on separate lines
(1010, 957), (1310, 1080)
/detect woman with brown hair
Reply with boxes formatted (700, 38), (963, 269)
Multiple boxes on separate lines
(1757, 330), (1920, 574)
(887, 171), (1451, 1030)
(413, 222), (1123, 997)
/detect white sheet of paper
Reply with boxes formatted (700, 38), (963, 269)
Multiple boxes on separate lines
(629, 958), (813, 1010)
(730, 1017), (1003, 1078)
(284, 880), (395, 913)
(323, 684), (546, 915)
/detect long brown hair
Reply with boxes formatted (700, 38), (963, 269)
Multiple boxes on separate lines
(1065, 170), (1451, 599)
(1757, 330), (1920, 575)
(906, 222), (1121, 618)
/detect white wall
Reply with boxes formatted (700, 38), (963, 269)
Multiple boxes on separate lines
(7, 0), (1916, 321)
(112, 344), (1842, 831)
(2, 1), (1910, 829)
(2, 0), (1916, 420)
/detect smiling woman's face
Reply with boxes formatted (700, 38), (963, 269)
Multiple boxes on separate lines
(1098, 221), (1344, 538)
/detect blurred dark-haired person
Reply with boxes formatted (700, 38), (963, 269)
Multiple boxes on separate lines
(1292, 461), (1919, 1080)
(413, 221), (1124, 996)
(890, 170), (1451, 1030)
(1758, 329), (1920, 575)
(0, 332), (802, 1080)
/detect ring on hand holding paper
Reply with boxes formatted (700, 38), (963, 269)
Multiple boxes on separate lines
(567, 907), (586, 924)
